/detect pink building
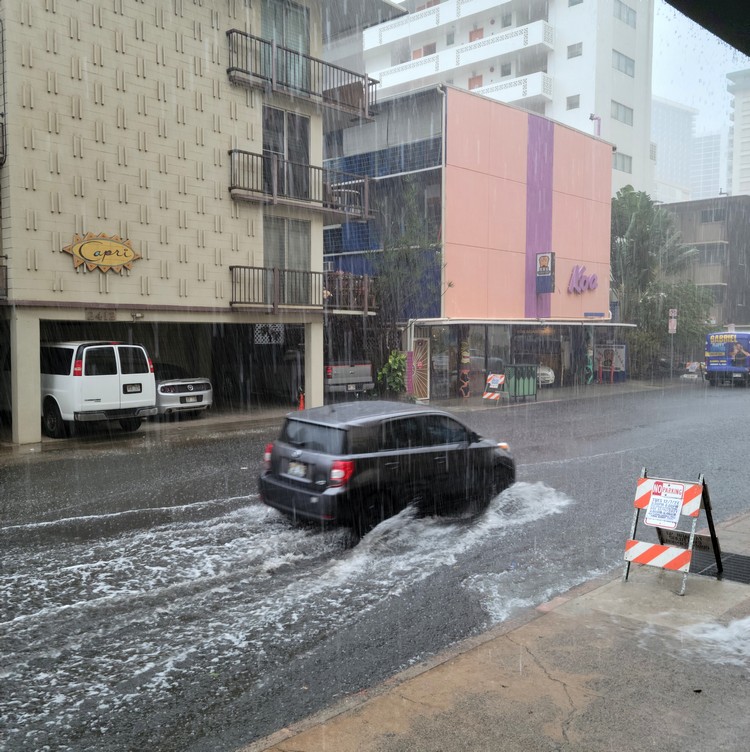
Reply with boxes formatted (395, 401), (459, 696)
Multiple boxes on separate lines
(442, 87), (612, 321)
(325, 86), (625, 397)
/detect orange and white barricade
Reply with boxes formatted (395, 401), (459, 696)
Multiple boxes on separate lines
(623, 469), (722, 595)
(483, 373), (505, 402)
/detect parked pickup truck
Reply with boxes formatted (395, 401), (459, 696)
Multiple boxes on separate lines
(324, 361), (375, 397)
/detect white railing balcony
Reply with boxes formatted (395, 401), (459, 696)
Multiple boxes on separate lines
(364, 0), (523, 50)
(474, 71), (553, 105)
(371, 21), (554, 95)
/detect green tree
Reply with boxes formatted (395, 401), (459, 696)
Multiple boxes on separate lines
(610, 186), (712, 376)
(370, 175), (444, 359)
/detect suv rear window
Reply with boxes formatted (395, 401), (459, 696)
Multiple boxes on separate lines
(118, 346), (150, 374)
(281, 418), (347, 455)
(40, 347), (74, 375)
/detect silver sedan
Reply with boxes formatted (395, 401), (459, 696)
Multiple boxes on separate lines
(153, 362), (213, 417)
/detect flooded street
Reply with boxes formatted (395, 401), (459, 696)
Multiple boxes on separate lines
(3, 385), (750, 750)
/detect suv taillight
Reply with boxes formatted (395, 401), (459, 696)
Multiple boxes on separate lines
(264, 443), (273, 469)
(148, 357), (154, 374)
(73, 359), (83, 376)
(329, 459), (354, 487)
(325, 365), (333, 379)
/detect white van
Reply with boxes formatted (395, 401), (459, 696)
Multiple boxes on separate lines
(41, 341), (157, 437)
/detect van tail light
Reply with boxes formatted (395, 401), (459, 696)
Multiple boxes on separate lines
(264, 443), (274, 469)
(498, 442), (510, 451)
(73, 359), (83, 376)
(329, 459), (354, 487)
(325, 365), (333, 379)
(148, 357), (154, 374)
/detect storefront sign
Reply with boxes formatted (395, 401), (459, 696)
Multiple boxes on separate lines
(63, 233), (141, 273)
(535, 252), (555, 294)
(568, 265), (598, 294)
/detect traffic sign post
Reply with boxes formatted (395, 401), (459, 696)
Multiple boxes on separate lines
(668, 310), (677, 378)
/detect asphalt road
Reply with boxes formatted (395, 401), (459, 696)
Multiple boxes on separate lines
(2, 380), (748, 751)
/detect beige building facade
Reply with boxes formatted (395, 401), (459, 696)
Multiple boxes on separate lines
(0, 0), (384, 444)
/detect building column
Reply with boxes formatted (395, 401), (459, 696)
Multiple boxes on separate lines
(11, 309), (41, 445)
(304, 320), (324, 408)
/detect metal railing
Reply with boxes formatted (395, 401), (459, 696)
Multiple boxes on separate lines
(226, 30), (378, 120)
(229, 266), (375, 314)
(324, 270), (375, 313)
(230, 266), (323, 311)
(228, 150), (371, 219)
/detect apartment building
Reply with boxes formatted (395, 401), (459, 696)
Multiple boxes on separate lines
(663, 196), (750, 327)
(0, 0), (397, 445)
(328, 0), (655, 195)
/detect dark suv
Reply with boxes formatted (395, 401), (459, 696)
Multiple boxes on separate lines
(259, 400), (515, 531)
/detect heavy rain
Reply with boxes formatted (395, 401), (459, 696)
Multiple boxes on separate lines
(3, 0), (750, 750)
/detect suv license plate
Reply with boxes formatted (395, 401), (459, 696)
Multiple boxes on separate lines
(124, 384), (142, 394)
(347, 383), (356, 392)
(287, 461), (307, 478)
(183, 395), (198, 403)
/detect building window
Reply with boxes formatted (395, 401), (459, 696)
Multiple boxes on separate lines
(611, 100), (634, 125)
(264, 215), (311, 304)
(695, 243), (728, 265)
(569, 0), (583, 5)
(469, 28), (484, 42)
(613, 0), (637, 28)
(468, 74), (483, 90)
(700, 208), (726, 223)
(501, 13), (512, 27)
(567, 42), (583, 58)
(423, 42), (436, 56)
(613, 152), (632, 173)
(500, 63), (511, 77)
(263, 106), (310, 200)
(446, 31), (455, 45)
(612, 50), (635, 77)
(566, 95), (580, 110)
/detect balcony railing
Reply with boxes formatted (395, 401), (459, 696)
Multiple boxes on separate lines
(230, 266), (323, 311)
(229, 266), (375, 314)
(324, 270), (376, 314)
(228, 150), (371, 220)
(371, 20), (554, 96)
(226, 30), (378, 120)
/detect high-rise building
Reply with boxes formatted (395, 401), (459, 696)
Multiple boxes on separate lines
(691, 133), (723, 200)
(727, 69), (750, 196)
(329, 0), (655, 195)
(651, 97), (696, 202)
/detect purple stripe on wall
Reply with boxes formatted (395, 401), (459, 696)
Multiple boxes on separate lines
(525, 115), (554, 318)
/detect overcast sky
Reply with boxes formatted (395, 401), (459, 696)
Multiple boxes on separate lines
(652, 0), (750, 134)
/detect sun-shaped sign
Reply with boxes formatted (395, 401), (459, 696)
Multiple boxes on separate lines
(63, 233), (141, 273)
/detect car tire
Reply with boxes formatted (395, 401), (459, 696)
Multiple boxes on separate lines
(352, 492), (392, 536)
(488, 464), (514, 501)
(42, 400), (67, 439)
(119, 418), (142, 433)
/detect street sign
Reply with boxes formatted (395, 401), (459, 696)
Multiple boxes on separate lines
(668, 318), (677, 334)
(669, 308), (678, 318)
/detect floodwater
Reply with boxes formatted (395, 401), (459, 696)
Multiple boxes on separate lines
(1, 481), (592, 751)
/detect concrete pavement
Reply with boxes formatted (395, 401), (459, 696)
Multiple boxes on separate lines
(241, 511), (750, 752)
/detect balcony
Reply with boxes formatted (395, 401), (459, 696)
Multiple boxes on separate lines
(229, 266), (375, 314)
(474, 71), (553, 105)
(228, 150), (372, 221)
(226, 30), (378, 121)
(370, 20), (554, 97)
(363, 0), (525, 49)
(324, 270), (376, 314)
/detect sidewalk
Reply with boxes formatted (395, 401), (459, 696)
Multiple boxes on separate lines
(242, 511), (750, 752)
(0, 376), (687, 455)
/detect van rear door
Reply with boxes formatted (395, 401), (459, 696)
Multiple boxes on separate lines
(116, 345), (155, 409)
(80, 345), (120, 412)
